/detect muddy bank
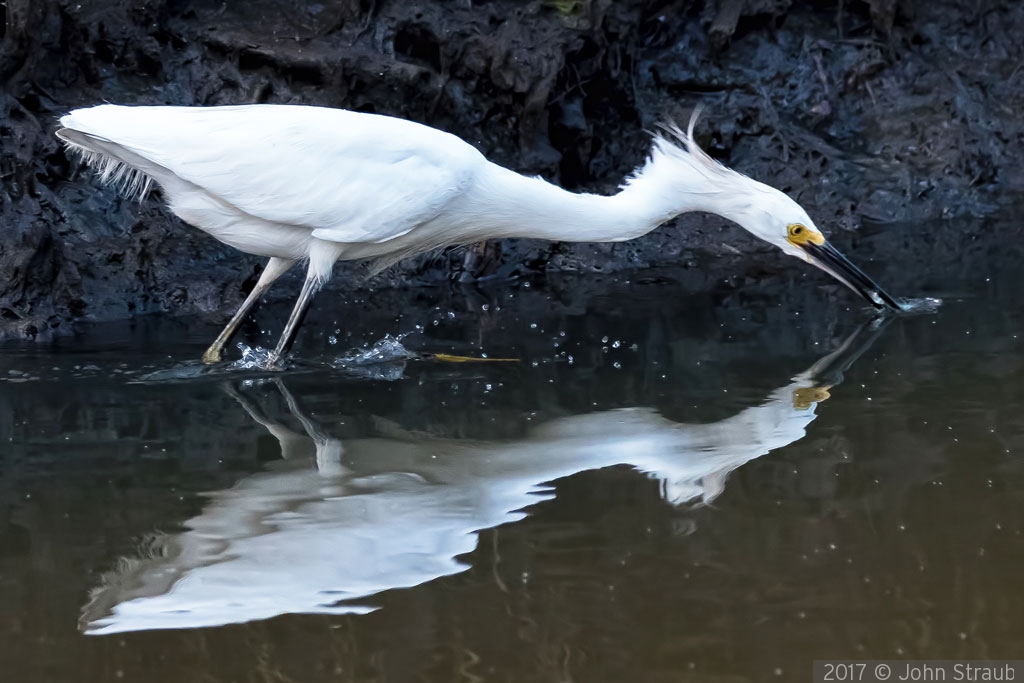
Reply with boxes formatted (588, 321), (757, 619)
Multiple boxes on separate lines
(1, 0), (1022, 339)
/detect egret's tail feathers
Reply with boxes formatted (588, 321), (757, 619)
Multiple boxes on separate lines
(57, 128), (155, 201)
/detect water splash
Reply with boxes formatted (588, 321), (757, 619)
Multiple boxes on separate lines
(897, 297), (943, 314)
(136, 344), (280, 382)
(230, 344), (277, 370)
(133, 337), (417, 383)
(331, 334), (416, 367)
(321, 334), (415, 381)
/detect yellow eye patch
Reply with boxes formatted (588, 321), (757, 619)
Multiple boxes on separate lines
(792, 386), (831, 409)
(787, 223), (825, 246)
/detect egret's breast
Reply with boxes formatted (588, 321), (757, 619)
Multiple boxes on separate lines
(168, 189), (313, 260)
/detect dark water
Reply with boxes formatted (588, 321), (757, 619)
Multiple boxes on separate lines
(2, 223), (1024, 682)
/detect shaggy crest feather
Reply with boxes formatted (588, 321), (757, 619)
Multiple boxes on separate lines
(625, 106), (750, 193)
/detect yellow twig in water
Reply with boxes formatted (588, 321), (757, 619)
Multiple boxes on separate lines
(430, 353), (518, 363)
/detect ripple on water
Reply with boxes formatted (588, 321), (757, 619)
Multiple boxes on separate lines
(897, 297), (943, 314)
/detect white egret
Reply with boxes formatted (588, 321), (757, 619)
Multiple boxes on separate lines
(57, 104), (898, 367)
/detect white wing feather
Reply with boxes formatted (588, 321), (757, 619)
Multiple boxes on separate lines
(59, 105), (484, 245)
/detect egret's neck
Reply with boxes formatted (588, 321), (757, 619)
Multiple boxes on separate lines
(467, 163), (710, 244)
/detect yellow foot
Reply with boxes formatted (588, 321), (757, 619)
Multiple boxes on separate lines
(202, 348), (222, 365)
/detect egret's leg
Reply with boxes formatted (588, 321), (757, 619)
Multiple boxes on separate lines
(202, 257), (295, 364)
(265, 273), (322, 368)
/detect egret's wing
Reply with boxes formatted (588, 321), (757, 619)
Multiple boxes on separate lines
(61, 105), (481, 244)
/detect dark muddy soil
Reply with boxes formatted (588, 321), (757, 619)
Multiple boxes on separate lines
(1, 0), (1022, 339)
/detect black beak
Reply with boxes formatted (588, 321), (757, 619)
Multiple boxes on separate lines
(801, 241), (900, 311)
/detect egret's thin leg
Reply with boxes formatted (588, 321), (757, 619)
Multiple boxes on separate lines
(266, 273), (322, 368)
(202, 257), (295, 364)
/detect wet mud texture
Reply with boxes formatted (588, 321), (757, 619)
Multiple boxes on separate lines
(1, 0), (1022, 339)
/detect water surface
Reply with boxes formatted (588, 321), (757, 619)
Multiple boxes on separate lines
(2, 228), (1023, 681)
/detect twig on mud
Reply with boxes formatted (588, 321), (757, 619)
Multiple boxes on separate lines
(350, 0), (377, 44)
(1007, 59), (1024, 84)
(758, 88), (789, 163)
(834, 37), (887, 48)
(864, 80), (878, 107)
(813, 52), (830, 96)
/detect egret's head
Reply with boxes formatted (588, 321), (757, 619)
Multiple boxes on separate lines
(732, 186), (824, 258)
(739, 185), (899, 311)
(637, 111), (900, 311)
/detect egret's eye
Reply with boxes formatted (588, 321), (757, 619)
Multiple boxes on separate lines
(786, 223), (823, 246)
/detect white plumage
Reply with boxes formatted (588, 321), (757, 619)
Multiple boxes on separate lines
(60, 105), (479, 260)
(58, 103), (897, 367)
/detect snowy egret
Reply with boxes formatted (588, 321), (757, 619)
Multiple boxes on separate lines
(57, 104), (898, 367)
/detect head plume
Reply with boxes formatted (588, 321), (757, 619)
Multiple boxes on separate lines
(628, 107), (748, 189)
(622, 106), (765, 226)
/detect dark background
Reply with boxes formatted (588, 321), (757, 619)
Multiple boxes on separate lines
(1, 0), (1021, 339)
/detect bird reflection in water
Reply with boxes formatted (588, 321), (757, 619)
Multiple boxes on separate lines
(81, 322), (886, 634)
